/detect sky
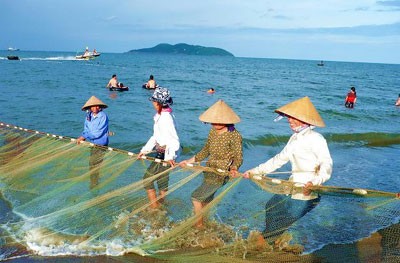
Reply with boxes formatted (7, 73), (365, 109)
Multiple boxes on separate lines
(1, 0), (399, 64)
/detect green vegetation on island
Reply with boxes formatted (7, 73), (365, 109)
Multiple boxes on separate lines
(128, 43), (234, 57)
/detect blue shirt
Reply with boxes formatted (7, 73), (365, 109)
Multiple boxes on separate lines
(81, 111), (109, 146)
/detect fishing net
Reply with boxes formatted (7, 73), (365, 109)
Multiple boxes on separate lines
(0, 122), (399, 262)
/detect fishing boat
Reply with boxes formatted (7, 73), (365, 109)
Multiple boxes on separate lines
(317, 61), (324, 66)
(7, 55), (20, 60)
(75, 52), (101, 60)
(75, 48), (101, 60)
(8, 47), (20, 51)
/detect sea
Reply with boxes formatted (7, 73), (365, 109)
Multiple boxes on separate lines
(0, 50), (399, 262)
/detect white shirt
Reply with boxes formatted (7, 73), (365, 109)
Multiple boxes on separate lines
(250, 127), (332, 199)
(141, 111), (180, 161)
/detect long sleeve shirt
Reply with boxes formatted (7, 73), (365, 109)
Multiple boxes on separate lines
(81, 111), (109, 146)
(195, 128), (243, 171)
(250, 127), (332, 198)
(141, 110), (180, 161)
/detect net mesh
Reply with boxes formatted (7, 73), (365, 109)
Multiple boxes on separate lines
(0, 122), (399, 262)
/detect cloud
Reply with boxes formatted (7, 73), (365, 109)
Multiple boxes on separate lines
(105, 16), (117, 21)
(377, 0), (400, 7)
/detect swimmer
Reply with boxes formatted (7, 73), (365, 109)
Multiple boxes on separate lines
(207, 88), (215, 94)
(395, 94), (400, 106)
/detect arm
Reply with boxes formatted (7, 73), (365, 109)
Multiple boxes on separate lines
(229, 132), (243, 176)
(140, 135), (157, 155)
(159, 114), (180, 161)
(310, 137), (332, 186)
(243, 139), (291, 178)
(194, 132), (211, 163)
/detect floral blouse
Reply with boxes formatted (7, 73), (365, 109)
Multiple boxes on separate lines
(195, 128), (243, 172)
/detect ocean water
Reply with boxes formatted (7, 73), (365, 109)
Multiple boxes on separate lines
(0, 51), (399, 261)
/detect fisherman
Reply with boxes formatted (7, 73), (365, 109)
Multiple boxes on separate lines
(138, 87), (180, 209)
(180, 100), (243, 228)
(243, 96), (333, 239)
(77, 96), (109, 189)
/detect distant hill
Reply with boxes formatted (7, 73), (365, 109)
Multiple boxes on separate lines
(128, 43), (234, 57)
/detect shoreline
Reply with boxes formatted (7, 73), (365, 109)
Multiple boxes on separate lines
(5, 222), (399, 262)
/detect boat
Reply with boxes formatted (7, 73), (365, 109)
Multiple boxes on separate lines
(7, 56), (20, 60)
(317, 61), (324, 66)
(75, 48), (101, 60)
(75, 52), (101, 60)
(8, 47), (20, 51)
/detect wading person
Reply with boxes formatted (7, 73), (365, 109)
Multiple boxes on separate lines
(345, 86), (357, 108)
(243, 96), (333, 239)
(180, 100), (243, 229)
(146, 75), (157, 89)
(77, 96), (109, 189)
(138, 87), (180, 209)
(106, 74), (119, 89)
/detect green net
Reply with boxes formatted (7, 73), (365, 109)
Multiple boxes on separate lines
(0, 122), (399, 262)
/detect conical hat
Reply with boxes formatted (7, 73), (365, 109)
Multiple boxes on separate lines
(199, 99), (240, 124)
(275, 96), (325, 127)
(81, 96), (108, 111)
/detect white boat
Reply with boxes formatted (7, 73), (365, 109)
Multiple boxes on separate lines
(8, 47), (20, 51)
(75, 48), (100, 60)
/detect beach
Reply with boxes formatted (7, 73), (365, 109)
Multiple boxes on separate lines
(0, 51), (399, 262)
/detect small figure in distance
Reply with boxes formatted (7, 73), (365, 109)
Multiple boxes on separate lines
(106, 74), (118, 89)
(345, 86), (357, 108)
(207, 88), (215, 94)
(146, 75), (157, 89)
(395, 94), (400, 106)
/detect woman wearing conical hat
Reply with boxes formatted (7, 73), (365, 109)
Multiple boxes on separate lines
(243, 97), (332, 239)
(77, 96), (109, 145)
(77, 96), (109, 189)
(180, 99), (243, 228)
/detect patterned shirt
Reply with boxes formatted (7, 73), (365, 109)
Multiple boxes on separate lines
(195, 128), (243, 171)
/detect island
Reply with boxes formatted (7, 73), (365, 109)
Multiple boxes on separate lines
(128, 43), (234, 57)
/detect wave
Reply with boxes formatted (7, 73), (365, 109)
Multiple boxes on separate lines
(245, 132), (400, 148)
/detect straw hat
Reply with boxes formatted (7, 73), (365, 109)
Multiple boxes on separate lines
(275, 96), (325, 127)
(199, 99), (240, 124)
(81, 96), (108, 111)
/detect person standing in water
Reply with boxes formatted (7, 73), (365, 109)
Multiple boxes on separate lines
(146, 75), (157, 89)
(138, 87), (180, 209)
(180, 100), (243, 228)
(345, 86), (357, 108)
(243, 96), (332, 240)
(77, 96), (109, 189)
(106, 74), (119, 89)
